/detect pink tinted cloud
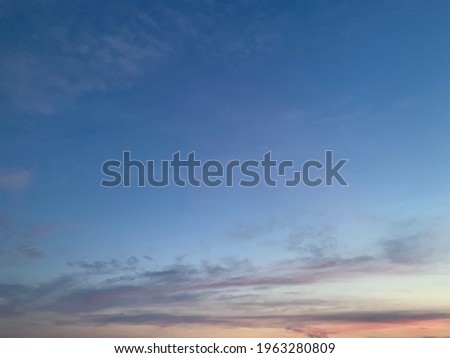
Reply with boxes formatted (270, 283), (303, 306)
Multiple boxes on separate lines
(0, 169), (32, 193)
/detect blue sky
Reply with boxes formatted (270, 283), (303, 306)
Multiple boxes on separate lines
(1, 0), (450, 337)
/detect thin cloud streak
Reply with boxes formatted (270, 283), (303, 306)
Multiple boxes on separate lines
(0, 169), (32, 193)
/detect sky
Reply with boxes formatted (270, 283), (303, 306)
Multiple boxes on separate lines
(1, 0), (450, 338)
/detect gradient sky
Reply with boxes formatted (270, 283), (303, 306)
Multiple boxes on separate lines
(1, 0), (450, 338)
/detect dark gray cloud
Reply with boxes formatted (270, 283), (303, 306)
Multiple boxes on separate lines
(0, 215), (63, 261)
(296, 311), (450, 324)
(83, 309), (450, 329)
(380, 220), (450, 265)
(285, 226), (337, 259)
(88, 312), (228, 326)
(286, 327), (332, 338)
(306, 332), (329, 338)
(1, 217), (449, 336)
(0, 252), (386, 320)
(16, 241), (44, 259)
(67, 256), (141, 274)
(0, 283), (32, 316)
(1, 249), (449, 337)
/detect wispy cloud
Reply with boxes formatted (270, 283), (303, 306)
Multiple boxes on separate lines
(1, 28), (168, 114)
(85, 309), (450, 328)
(285, 226), (337, 259)
(0, 169), (32, 193)
(1, 215), (449, 336)
(0, 252), (423, 317)
(0, 2), (285, 115)
(67, 256), (147, 275)
(380, 219), (450, 265)
(0, 245), (449, 337)
(0, 216), (63, 260)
